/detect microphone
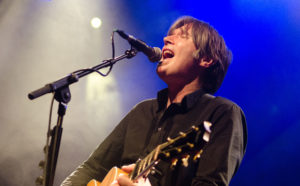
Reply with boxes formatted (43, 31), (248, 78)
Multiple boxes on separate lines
(115, 29), (162, 62)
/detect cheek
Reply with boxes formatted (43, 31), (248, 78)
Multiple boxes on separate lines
(177, 48), (196, 65)
(177, 41), (196, 58)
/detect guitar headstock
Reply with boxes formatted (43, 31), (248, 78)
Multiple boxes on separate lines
(130, 121), (212, 180)
(157, 121), (212, 167)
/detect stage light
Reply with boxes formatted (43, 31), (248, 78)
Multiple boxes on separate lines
(90, 17), (102, 29)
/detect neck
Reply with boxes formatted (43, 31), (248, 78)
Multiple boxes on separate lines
(167, 78), (202, 108)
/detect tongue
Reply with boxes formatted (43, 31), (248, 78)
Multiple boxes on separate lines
(165, 52), (174, 58)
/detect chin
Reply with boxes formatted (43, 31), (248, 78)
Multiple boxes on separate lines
(157, 72), (178, 86)
(156, 70), (164, 79)
(156, 69), (167, 81)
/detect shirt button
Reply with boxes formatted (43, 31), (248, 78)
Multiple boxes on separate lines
(158, 127), (161, 131)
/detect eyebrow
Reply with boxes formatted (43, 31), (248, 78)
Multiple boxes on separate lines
(168, 27), (189, 36)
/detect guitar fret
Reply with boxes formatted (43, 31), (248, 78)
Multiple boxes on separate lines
(141, 151), (152, 174)
(146, 151), (154, 167)
(133, 160), (159, 180)
(130, 159), (141, 180)
(136, 159), (143, 178)
(132, 147), (158, 180)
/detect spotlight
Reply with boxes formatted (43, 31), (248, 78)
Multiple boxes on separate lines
(90, 17), (102, 29)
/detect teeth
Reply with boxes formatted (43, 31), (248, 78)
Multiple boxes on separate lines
(163, 50), (174, 58)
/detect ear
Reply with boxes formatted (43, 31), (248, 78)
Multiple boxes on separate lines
(199, 58), (213, 68)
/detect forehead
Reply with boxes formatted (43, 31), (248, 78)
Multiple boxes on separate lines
(168, 24), (193, 36)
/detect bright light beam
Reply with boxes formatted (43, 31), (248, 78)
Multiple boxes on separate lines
(90, 17), (102, 29)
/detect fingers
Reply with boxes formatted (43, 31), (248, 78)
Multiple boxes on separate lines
(117, 173), (135, 186)
(115, 173), (152, 186)
(121, 163), (135, 173)
(110, 180), (120, 186)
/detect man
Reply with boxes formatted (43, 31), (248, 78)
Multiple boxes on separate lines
(62, 16), (247, 186)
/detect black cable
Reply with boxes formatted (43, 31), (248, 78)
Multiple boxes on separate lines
(71, 30), (118, 77)
(72, 66), (112, 77)
(40, 94), (55, 185)
(111, 30), (116, 59)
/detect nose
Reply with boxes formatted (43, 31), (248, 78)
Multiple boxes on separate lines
(163, 35), (174, 45)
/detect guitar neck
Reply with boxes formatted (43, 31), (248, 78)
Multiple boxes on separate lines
(129, 145), (161, 180)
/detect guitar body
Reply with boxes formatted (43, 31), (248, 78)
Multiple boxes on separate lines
(87, 166), (128, 186)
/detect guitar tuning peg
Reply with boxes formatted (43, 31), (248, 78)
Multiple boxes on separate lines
(162, 152), (170, 158)
(186, 142), (194, 149)
(179, 132), (186, 137)
(167, 137), (174, 143)
(203, 121), (212, 132)
(171, 158), (178, 169)
(38, 160), (45, 169)
(191, 125), (199, 131)
(150, 167), (157, 175)
(181, 155), (190, 167)
(150, 166), (162, 176)
(176, 147), (182, 153)
(193, 149), (203, 162)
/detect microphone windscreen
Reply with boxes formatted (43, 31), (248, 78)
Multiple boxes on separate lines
(149, 47), (162, 62)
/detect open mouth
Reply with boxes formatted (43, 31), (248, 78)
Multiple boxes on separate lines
(162, 49), (174, 59)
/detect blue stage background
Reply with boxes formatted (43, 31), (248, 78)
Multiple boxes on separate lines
(0, 0), (299, 185)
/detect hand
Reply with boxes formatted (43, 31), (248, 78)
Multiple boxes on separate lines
(120, 164), (135, 173)
(110, 164), (151, 186)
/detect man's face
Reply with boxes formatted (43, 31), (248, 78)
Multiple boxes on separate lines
(156, 25), (199, 85)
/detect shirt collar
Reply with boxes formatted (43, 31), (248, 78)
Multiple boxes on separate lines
(157, 88), (206, 112)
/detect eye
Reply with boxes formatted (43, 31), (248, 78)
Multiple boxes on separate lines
(180, 34), (188, 39)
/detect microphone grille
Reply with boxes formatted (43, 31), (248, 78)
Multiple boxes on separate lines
(149, 47), (162, 62)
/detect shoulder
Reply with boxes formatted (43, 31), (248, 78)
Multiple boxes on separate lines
(123, 98), (158, 119)
(199, 94), (247, 133)
(131, 98), (157, 111)
(215, 96), (245, 116)
(208, 95), (247, 135)
(202, 94), (244, 113)
(114, 98), (157, 131)
(216, 96), (241, 108)
(211, 96), (248, 153)
(134, 98), (157, 107)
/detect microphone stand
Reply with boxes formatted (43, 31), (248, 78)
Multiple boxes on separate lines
(30, 49), (137, 186)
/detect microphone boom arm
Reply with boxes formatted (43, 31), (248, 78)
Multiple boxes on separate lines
(28, 49), (137, 100)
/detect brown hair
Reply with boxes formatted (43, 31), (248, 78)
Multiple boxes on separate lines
(168, 16), (232, 94)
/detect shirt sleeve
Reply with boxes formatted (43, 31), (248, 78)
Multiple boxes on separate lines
(60, 100), (156, 186)
(61, 112), (129, 186)
(191, 103), (247, 186)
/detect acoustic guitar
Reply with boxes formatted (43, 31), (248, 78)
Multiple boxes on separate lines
(87, 121), (212, 186)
